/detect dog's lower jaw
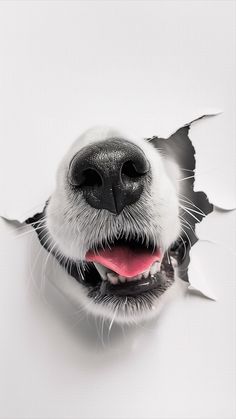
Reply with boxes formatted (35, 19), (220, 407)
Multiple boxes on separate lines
(87, 263), (177, 324)
(56, 267), (179, 325)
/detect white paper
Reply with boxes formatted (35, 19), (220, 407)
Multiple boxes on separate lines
(0, 3), (235, 418)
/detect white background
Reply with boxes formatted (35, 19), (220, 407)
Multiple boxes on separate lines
(0, 1), (235, 418)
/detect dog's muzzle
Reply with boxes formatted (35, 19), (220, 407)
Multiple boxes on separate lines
(27, 135), (182, 321)
(63, 138), (172, 300)
(68, 139), (150, 214)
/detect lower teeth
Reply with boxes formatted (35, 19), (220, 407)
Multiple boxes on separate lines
(94, 261), (161, 285)
(94, 263), (107, 281)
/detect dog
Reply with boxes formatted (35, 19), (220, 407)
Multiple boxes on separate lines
(27, 123), (213, 324)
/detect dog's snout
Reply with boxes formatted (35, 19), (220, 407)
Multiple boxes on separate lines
(68, 139), (150, 214)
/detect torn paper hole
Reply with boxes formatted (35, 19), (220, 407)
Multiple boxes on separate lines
(1, 114), (234, 310)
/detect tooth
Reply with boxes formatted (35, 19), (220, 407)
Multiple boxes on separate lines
(170, 256), (178, 268)
(143, 270), (149, 279)
(119, 276), (126, 283)
(94, 262), (107, 280)
(150, 262), (159, 275)
(107, 273), (118, 285)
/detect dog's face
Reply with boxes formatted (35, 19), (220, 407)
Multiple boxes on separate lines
(45, 128), (181, 324)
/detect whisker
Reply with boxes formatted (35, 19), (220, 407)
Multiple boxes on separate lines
(178, 175), (195, 182)
(179, 168), (195, 172)
(108, 303), (119, 337)
(14, 217), (47, 232)
(28, 230), (52, 295)
(179, 197), (206, 215)
(41, 240), (59, 294)
(178, 194), (207, 215)
(177, 232), (187, 260)
(179, 220), (191, 230)
(179, 225), (192, 250)
(179, 204), (201, 223)
(180, 204), (205, 217)
(179, 215), (197, 237)
(16, 222), (47, 238)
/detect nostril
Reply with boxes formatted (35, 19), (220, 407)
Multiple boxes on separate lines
(80, 169), (103, 187)
(121, 160), (149, 179)
(70, 168), (103, 188)
(122, 160), (141, 179)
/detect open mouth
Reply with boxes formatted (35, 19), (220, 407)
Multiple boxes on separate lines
(84, 237), (174, 298)
(26, 210), (175, 308)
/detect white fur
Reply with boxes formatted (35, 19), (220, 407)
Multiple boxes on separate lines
(45, 127), (181, 323)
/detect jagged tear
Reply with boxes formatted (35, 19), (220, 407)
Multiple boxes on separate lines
(26, 115), (214, 290)
(147, 115), (213, 282)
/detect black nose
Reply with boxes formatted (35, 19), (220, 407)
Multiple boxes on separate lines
(68, 139), (150, 214)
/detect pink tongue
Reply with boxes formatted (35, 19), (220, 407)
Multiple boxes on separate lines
(86, 246), (162, 278)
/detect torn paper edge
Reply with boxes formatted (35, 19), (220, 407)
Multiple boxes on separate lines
(0, 112), (235, 302)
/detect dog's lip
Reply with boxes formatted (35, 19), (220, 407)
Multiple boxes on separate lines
(85, 245), (162, 278)
(99, 272), (162, 296)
